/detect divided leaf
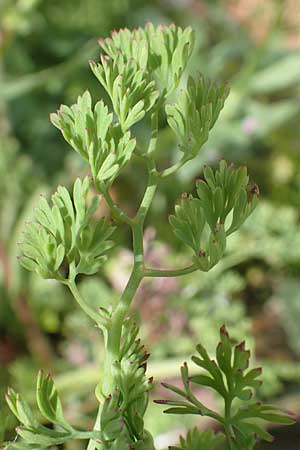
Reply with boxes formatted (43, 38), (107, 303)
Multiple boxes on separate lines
(6, 382), (74, 449)
(169, 196), (205, 254)
(98, 24), (195, 98)
(90, 55), (159, 131)
(166, 75), (229, 159)
(19, 177), (115, 280)
(169, 194), (226, 272)
(170, 161), (258, 271)
(196, 160), (259, 234)
(51, 91), (136, 185)
(156, 326), (294, 450)
(6, 389), (38, 429)
(36, 370), (71, 430)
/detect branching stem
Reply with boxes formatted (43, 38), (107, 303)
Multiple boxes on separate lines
(87, 130), (160, 450)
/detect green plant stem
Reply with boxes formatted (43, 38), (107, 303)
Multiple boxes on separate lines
(87, 156), (159, 450)
(102, 162), (160, 393)
(144, 263), (197, 277)
(74, 430), (103, 441)
(86, 408), (101, 450)
(100, 184), (132, 225)
(160, 155), (189, 178)
(102, 263), (143, 395)
(224, 396), (234, 450)
(137, 159), (159, 223)
(147, 111), (158, 156)
(67, 280), (101, 325)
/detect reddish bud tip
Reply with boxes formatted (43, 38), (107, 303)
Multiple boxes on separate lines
(236, 341), (246, 351)
(220, 324), (229, 337)
(250, 184), (260, 196)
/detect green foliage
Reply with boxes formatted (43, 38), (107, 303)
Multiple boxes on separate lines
(20, 176), (115, 280)
(166, 75), (229, 159)
(4, 21), (295, 450)
(98, 23), (195, 98)
(170, 428), (224, 450)
(6, 376), (89, 448)
(196, 161), (259, 235)
(98, 320), (155, 449)
(170, 194), (226, 271)
(156, 327), (295, 450)
(169, 161), (258, 271)
(90, 55), (159, 131)
(4, 372), (107, 449)
(50, 92), (136, 185)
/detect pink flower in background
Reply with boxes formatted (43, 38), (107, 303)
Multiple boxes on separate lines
(67, 341), (88, 366)
(242, 116), (260, 135)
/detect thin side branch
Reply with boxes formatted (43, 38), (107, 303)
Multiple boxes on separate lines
(67, 280), (101, 325)
(160, 155), (189, 179)
(100, 184), (133, 225)
(144, 263), (198, 278)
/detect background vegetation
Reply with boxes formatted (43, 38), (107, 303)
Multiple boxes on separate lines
(1, 0), (300, 448)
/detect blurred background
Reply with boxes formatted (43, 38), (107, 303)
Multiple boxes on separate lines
(1, 0), (300, 448)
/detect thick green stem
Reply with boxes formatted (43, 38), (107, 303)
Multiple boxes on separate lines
(102, 264), (143, 395)
(87, 156), (159, 450)
(101, 172), (160, 394)
(87, 259), (143, 450)
(224, 396), (235, 450)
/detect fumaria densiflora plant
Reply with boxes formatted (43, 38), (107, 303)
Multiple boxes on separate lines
(5, 24), (294, 450)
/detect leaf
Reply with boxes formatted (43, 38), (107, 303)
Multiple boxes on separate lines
(90, 55), (158, 131)
(98, 24), (195, 98)
(17, 428), (71, 446)
(166, 75), (229, 159)
(6, 389), (37, 429)
(169, 196), (205, 254)
(157, 326), (294, 448)
(51, 92), (136, 184)
(19, 177), (115, 281)
(36, 371), (71, 430)
(196, 160), (258, 235)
